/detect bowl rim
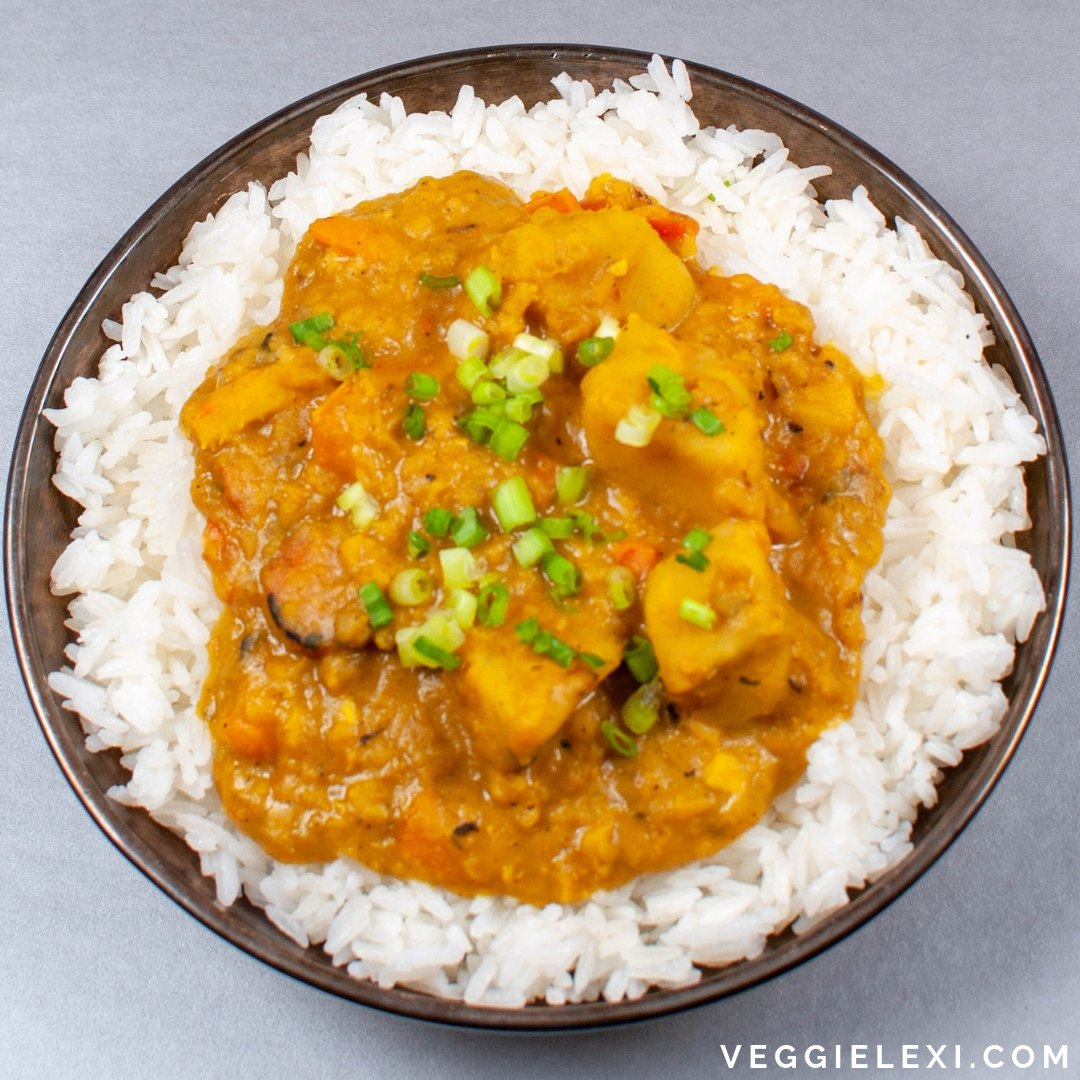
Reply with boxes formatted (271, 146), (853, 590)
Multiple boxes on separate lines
(5, 42), (1071, 1031)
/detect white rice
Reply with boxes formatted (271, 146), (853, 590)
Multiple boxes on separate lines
(43, 55), (1047, 1008)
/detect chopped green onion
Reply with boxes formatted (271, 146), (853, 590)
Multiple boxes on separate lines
(423, 507), (453, 537)
(683, 529), (712, 552)
(676, 550), (709, 572)
(492, 476), (536, 532)
(316, 343), (354, 380)
(708, 193), (717, 202)
(579, 652), (604, 669)
(389, 568), (433, 606)
(576, 335), (615, 367)
(622, 679), (663, 734)
(513, 333), (561, 372)
(538, 633), (576, 668)
(601, 720), (638, 757)
(608, 567), (636, 610)
(555, 466), (589, 504)
(489, 418), (529, 462)
(413, 636), (462, 670)
(541, 552), (582, 597)
(539, 517), (574, 539)
(460, 406), (502, 445)
(419, 272), (460, 289)
(289, 312), (334, 348)
(512, 527), (554, 568)
(447, 318), (489, 361)
(647, 364), (692, 418)
(337, 482), (379, 530)
(504, 394), (539, 423)
(506, 353), (550, 395)
(615, 404), (661, 447)
(439, 547), (481, 589)
(404, 372), (440, 401)
(456, 355), (491, 390)
(464, 265), (502, 318)
(679, 598), (718, 630)
(449, 506), (487, 549)
(623, 635), (658, 684)
(569, 510), (625, 546)
(770, 331), (794, 352)
(445, 588), (478, 629)
(403, 403), (426, 440)
(489, 346), (525, 380)
(595, 315), (621, 340)
(407, 531), (430, 559)
(516, 616), (540, 644)
(477, 583), (510, 627)
(359, 581), (393, 629)
(396, 612), (464, 667)
(472, 381), (506, 405)
(690, 406), (725, 436)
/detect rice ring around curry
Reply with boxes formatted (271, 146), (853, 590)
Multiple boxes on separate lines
(44, 56), (1046, 1007)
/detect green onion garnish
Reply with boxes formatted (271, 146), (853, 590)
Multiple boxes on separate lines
(555, 466), (589, 505)
(569, 510), (625, 545)
(516, 616), (540, 644)
(601, 720), (638, 757)
(647, 364), (693, 419)
(389, 568), (434, 606)
(460, 406), (502, 445)
(539, 633), (577, 668)
(492, 476), (536, 532)
(403, 403), (426, 440)
(708, 193), (717, 202)
(576, 336), (615, 367)
(289, 311), (334, 348)
(404, 372), (440, 401)
(316, 343), (354, 380)
(413, 635), (462, 670)
(447, 319), (489, 361)
(690, 406), (724, 436)
(676, 551), (709, 572)
(539, 517), (574, 539)
(450, 506), (487, 549)
(407, 531), (430, 559)
(769, 331), (794, 352)
(504, 394), (538, 423)
(419, 272), (460, 289)
(541, 552), (582, 597)
(445, 588), (478, 629)
(615, 404), (662, 447)
(464, 264), (502, 318)
(679, 598), (718, 630)
(683, 529), (712, 552)
(622, 679), (662, 734)
(477, 583), (510, 627)
(456, 355), (490, 390)
(359, 581), (393, 629)
(472, 381), (506, 406)
(488, 418), (529, 462)
(512, 527), (554, 568)
(608, 567), (636, 610)
(423, 507), (453, 537)
(579, 652), (604, 669)
(439, 546), (480, 589)
(623, 635), (658, 684)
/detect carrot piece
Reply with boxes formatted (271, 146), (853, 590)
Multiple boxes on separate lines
(611, 540), (661, 576)
(637, 205), (700, 240)
(526, 188), (581, 214)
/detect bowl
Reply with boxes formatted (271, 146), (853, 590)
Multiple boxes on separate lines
(5, 43), (1070, 1029)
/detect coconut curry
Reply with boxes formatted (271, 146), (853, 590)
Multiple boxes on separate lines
(182, 172), (888, 905)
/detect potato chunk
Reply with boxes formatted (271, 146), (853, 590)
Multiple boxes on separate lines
(581, 318), (772, 523)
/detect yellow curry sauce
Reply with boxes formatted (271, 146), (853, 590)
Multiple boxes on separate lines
(182, 172), (888, 905)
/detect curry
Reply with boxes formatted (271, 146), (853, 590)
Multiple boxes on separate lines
(181, 171), (888, 905)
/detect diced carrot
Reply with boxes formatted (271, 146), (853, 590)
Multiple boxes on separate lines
(611, 540), (661, 576)
(308, 216), (405, 260)
(218, 713), (277, 761)
(637, 205), (700, 240)
(526, 188), (581, 214)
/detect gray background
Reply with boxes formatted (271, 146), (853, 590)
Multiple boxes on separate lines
(1, 1), (1077, 1076)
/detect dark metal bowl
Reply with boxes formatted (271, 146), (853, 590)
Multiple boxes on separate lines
(5, 44), (1070, 1030)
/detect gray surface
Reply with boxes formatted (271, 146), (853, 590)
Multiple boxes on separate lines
(1, 0), (1077, 1076)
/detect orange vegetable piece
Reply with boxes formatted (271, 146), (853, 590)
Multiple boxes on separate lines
(526, 188), (581, 214)
(637, 204), (700, 241)
(611, 539), (662, 576)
